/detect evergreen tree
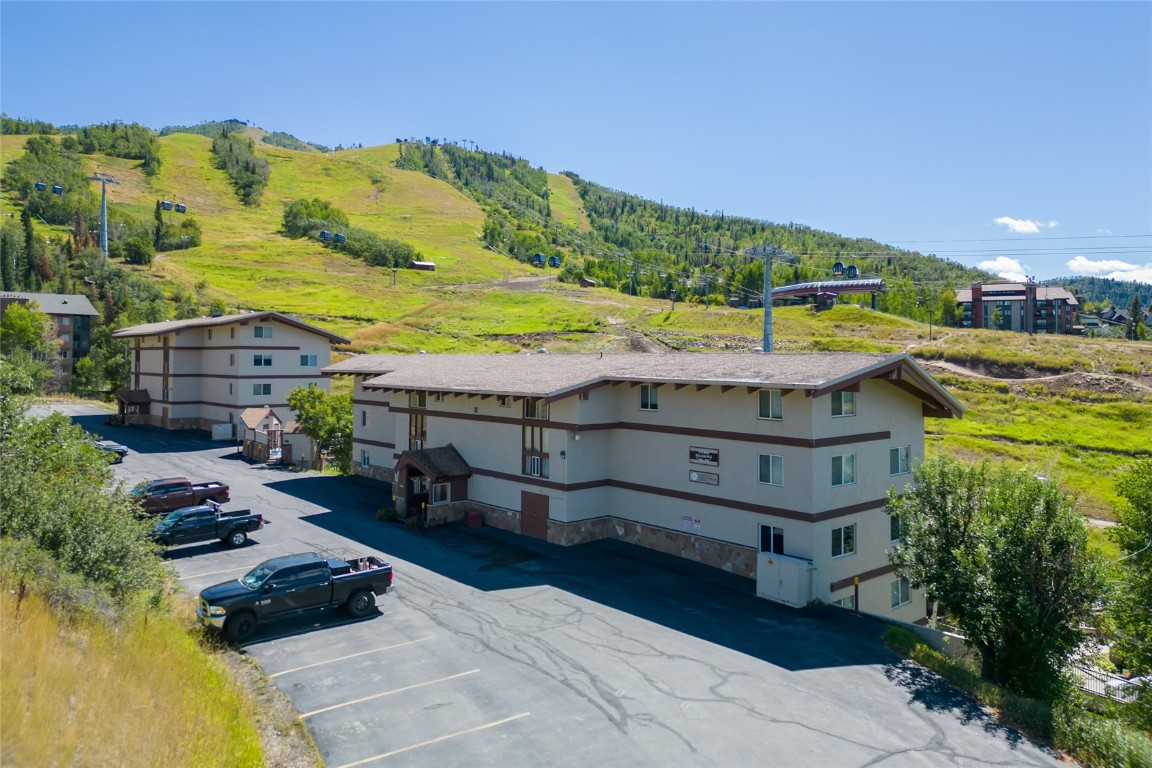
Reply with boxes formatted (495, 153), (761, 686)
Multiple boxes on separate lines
(1126, 294), (1143, 340)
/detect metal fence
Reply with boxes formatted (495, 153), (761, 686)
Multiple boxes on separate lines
(1073, 665), (1141, 703)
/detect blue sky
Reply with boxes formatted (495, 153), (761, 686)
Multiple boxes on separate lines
(3, 1), (1149, 283)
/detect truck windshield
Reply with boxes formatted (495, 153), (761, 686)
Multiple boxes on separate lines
(159, 510), (187, 524)
(130, 482), (148, 498)
(240, 562), (279, 590)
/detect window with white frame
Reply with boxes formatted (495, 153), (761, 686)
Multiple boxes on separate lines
(361, 410), (367, 428)
(254, 325), (273, 338)
(498, 396), (510, 408)
(409, 391), (426, 408)
(758, 389), (783, 420)
(523, 398), (549, 420)
(59, 316), (71, 327)
(832, 595), (855, 610)
(890, 445), (911, 475)
(891, 577), (911, 608)
(360, 449), (370, 468)
(757, 453), (783, 486)
(229, 353), (235, 367)
(759, 525), (784, 554)
(254, 354), (272, 367)
(831, 390), (856, 417)
(832, 453), (856, 486)
(230, 328), (235, 339)
(300, 354), (317, 366)
(640, 384), (659, 411)
(432, 483), (450, 504)
(432, 392), (444, 402)
(832, 524), (856, 557)
(252, 383), (271, 396)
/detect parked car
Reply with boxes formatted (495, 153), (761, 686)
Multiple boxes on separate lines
(198, 552), (393, 642)
(130, 477), (230, 515)
(96, 439), (129, 464)
(151, 502), (266, 549)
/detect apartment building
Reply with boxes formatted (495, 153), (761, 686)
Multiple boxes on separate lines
(0, 291), (99, 391)
(112, 311), (349, 435)
(326, 351), (965, 621)
(956, 281), (1078, 334)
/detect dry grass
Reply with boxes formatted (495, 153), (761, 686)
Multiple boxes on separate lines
(1, 587), (264, 768)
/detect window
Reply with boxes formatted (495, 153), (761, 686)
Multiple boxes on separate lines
(833, 595), (855, 610)
(640, 384), (659, 411)
(890, 511), (903, 542)
(523, 398), (549, 420)
(254, 354), (272, 367)
(498, 396), (510, 408)
(229, 353), (235, 367)
(59, 316), (71, 328)
(228, 383), (234, 396)
(432, 392), (444, 403)
(832, 453), (856, 486)
(523, 425), (549, 478)
(759, 525), (784, 554)
(252, 383), (271, 396)
(207, 329), (212, 340)
(409, 412), (426, 450)
(360, 449), (370, 468)
(757, 454), (783, 486)
(229, 328), (235, 340)
(889, 445), (911, 476)
(432, 483), (450, 503)
(832, 524), (856, 557)
(300, 354), (317, 367)
(361, 410), (367, 427)
(409, 391), (426, 408)
(162, 388), (170, 401)
(891, 577), (911, 608)
(831, 391), (856, 417)
(758, 389), (782, 420)
(59, 333), (70, 344)
(254, 325), (273, 338)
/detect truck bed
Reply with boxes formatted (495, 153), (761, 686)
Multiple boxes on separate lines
(327, 556), (389, 578)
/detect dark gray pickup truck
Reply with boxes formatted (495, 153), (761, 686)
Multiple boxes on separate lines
(197, 552), (393, 642)
(151, 502), (266, 549)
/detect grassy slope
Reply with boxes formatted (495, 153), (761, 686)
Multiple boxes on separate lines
(4, 133), (1151, 518)
(547, 172), (592, 231)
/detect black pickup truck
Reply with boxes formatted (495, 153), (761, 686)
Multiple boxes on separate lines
(197, 552), (393, 642)
(151, 502), (266, 549)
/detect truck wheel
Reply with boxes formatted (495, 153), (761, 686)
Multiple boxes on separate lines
(224, 612), (257, 643)
(346, 590), (375, 618)
(224, 530), (248, 547)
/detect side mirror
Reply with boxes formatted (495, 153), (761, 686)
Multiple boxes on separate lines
(263, 582), (274, 593)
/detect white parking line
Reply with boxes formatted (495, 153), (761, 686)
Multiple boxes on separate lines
(332, 712), (531, 767)
(300, 669), (480, 719)
(178, 565), (252, 580)
(270, 636), (435, 678)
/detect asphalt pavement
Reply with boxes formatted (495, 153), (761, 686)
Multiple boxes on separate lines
(58, 403), (1066, 768)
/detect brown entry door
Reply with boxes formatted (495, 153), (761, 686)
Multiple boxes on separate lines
(520, 491), (549, 540)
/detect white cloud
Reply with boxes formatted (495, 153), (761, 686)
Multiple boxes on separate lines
(978, 256), (1028, 282)
(1065, 256), (1152, 283)
(993, 216), (1060, 234)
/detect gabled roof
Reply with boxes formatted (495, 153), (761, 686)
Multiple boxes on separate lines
(396, 444), (472, 481)
(115, 389), (151, 404)
(111, 310), (350, 344)
(239, 406), (284, 430)
(2, 292), (99, 317)
(326, 351), (965, 418)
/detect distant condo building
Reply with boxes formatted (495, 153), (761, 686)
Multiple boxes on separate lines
(955, 281), (1078, 335)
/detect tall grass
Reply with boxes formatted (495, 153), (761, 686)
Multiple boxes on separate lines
(1, 586), (265, 767)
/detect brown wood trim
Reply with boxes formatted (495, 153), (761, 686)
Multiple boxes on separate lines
(352, 398), (390, 407)
(353, 438), (395, 449)
(134, 345), (304, 352)
(467, 467), (887, 522)
(830, 564), (896, 592)
(141, 373), (328, 380)
(923, 405), (954, 419)
(808, 359), (904, 398)
(387, 406), (891, 448)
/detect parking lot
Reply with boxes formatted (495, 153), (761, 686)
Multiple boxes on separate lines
(65, 404), (1064, 768)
